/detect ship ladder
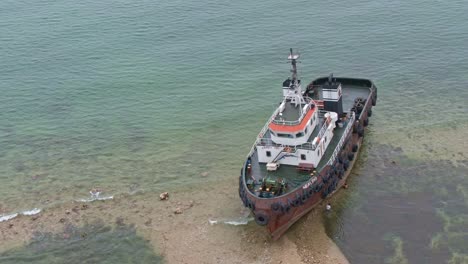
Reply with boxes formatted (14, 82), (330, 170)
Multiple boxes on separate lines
(272, 147), (294, 163)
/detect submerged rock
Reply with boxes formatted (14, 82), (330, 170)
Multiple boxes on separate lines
(144, 218), (152, 227)
(115, 217), (125, 226)
(174, 208), (183, 214)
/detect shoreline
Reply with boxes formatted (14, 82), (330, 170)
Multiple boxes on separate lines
(0, 178), (349, 264)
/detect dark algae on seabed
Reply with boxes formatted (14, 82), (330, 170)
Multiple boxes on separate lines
(0, 221), (164, 264)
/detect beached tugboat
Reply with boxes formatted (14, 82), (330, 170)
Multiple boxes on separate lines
(238, 49), (378, 239)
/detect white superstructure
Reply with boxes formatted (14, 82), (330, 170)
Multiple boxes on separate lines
(254, 49), (340, 170)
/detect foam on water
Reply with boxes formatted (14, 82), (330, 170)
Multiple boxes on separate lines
(209, 209), (254, 226)
(21, 208), (41, 216)
(76, 195), (114, 203)
(0, 208), (42, 222)
(224, 217), (254, 226)
(0, 213), (18, 223)
(209, 217), (254, 226)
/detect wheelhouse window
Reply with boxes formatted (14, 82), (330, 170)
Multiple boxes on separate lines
(278, 133), (293, 138)
(301, 154), (306, 160)
(266, 151), (271, 157)
(296, 132), (304, 137)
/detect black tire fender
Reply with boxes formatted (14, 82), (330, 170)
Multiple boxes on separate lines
(315, 183), (322, 193)
(254, 212), (269, 226)
(343, 160), (350, 171)
(322, 174), (329, 184)
(296, 193), (304, 205)
(338, 169), (344, 179)
(353, 121), (359, 133)
(247, 199), (255, 210)
(241, 193), (248, 207)
(322, 189), (329, 199)
(358, 128), (364, 137)
(293, 198), (300, 207)
(271, 202), (281, 212)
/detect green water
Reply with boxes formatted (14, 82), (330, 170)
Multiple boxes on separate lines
(1, 0), (467, 263)
(0, 221), (163, 263)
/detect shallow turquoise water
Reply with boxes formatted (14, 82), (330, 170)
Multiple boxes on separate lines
(1, 0), (467, 262)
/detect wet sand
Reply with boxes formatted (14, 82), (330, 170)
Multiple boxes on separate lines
(0, 178), (349, 264)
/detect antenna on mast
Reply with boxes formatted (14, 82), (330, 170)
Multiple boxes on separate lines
(287, 48), (300, 85)
(285, 49), (305, 107)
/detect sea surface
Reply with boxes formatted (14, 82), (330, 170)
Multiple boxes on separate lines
(1, 0), (467, 263)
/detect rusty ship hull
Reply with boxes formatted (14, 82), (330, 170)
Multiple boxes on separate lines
(239, 76), (377, 240)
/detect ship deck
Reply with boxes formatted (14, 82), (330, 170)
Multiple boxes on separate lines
(245, 84), (371, 197)
(273, 101), (306, 122)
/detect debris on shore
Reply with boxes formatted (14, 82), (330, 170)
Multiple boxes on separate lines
(159, 192), (169, 201)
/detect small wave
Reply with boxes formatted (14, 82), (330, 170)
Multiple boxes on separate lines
(224, 218), (253, 225)
(22, 208), (41, 216)
(208, 217), (254, 226)
(76, 195), (114, 203)
(0, 213), (18, 222)
(0, 208), (42, 222)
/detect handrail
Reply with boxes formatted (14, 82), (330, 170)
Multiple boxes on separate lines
(247, 107), (280, 157)
(247, 97), (313, 157)
(316, 119), (328, 140)
(271, 102), (313, 126)
(327, 112), (355, 166)
(249, 112), (354, 159)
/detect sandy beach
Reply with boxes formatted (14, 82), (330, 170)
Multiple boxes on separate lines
(1, 177), (349, 264)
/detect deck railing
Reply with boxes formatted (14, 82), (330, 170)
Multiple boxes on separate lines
(326, 112), (355, 166)
(271, 99), (313, 126)
(247, 107), (280, 156)
(247, 97), (315, 157)
(316, 118), (329, 139)
(249, 112), (355, 160)
(254, 118), (330, 153)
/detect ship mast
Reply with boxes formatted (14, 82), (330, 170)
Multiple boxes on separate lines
(285, 48), (305, 106)
(288, 48), (299, 86)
